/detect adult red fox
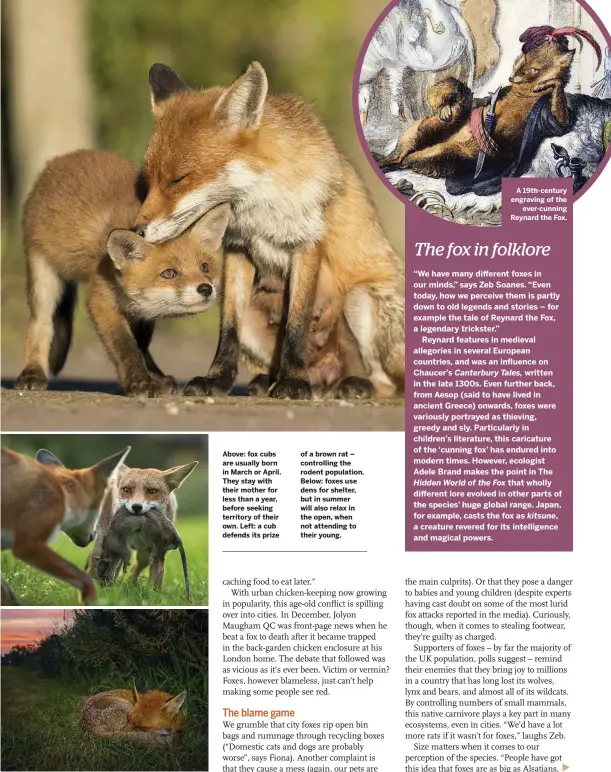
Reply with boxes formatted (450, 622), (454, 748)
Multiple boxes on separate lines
(135, 62), (405, 400)
(15, 149), (230, 397)
(81, 683), (185, 744)
(88, 461), (198, 597)
(1, 445), (130, 604)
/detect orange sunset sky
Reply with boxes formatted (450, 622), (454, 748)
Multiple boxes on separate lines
(1, 610), (75, 654)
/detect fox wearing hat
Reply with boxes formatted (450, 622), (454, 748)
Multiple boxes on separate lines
(378, 24), (602, 196)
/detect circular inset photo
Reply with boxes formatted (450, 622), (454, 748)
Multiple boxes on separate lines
(356, 0), (611, 225)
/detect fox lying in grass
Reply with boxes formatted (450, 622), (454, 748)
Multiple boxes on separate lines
(380, 28), (601, 180)
(1, 445), (129, 605)
(81, 682), (186, 744)
(15, 149), (230, 397)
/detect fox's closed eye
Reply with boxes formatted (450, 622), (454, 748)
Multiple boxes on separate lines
(160, 268), (178, 279)
(170, 174), (189, 186)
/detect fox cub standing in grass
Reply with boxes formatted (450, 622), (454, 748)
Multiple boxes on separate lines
(15, 149), (230, 397)
(1, 445), (130, 605)
(136, 62), (405, 400)
(81, 682), (186, 745)
(88, 461), (198, 596)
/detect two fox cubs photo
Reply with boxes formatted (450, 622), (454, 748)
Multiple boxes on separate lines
(1, 609), (208, 771)
(0, 435), (209, 606)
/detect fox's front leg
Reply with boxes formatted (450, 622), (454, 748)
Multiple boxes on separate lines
(130, 319), (177, 394)
(86, 276), (172, 398)
(12, 538), (97, 604)
(184, 252), (255, 397)
(270, 242), (322, 400)
(149, 556), (165, 591)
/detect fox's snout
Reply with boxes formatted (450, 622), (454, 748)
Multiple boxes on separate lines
(123, 498), (160, 515)
(198, 282), (213, 299)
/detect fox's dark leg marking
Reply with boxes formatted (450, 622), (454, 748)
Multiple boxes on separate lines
(270, 242), (322, 400)
(86, 276), (169, 398)
(184, 252), (255, 397)
(130, 319), (177, 393)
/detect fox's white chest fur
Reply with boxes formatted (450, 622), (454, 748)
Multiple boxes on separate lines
(224, 160), (329, 275)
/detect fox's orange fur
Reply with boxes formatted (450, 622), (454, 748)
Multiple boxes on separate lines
(81, 685), (185, 744)
(136, 62), (405, 400)
(15, 149), (229, 397)
(1, 445), (129, 605)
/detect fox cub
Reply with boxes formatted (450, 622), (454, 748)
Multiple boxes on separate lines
(89, 461), (197, 594)
(81, 683), (185, 744)
(15, 149), (230, 397)
(1, 445), (129, 605)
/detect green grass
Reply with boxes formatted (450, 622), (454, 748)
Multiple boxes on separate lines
(1, 516), (208, 606)
(1, 666), (208, 771)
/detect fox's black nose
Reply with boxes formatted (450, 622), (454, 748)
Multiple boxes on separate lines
(131, 503), (143, 514)
(197, 283), (213, 299)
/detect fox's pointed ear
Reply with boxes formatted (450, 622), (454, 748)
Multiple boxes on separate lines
(162, 691), (187, 715)
(93, 447), (131, 484)
(214, 61), (268, 131)
(149, 63), (189, 119)
(107, 230), (148, 270)
(162, 461), (199, 491)
(36, 449), (65, 468)
(190, 204), (231, 252)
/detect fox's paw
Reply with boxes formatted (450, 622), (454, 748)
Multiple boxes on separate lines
(270, 377), (312, 400)
(248, 374), (272, 397)
(14, 366), (48, 391)
(337, 376), (374, 401)
(123, 376), (166, 398)
(183, 375), (233, 397)
(151, 373), (178, 395)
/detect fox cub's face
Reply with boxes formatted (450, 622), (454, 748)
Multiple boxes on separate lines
(136, 62), (269, 243)
(509, 44), (574, 91)
(36, 447), (130, 547)
(107, 204), (230, 319)
(115, 462), (198, 515)
(127, 687), (186, 733)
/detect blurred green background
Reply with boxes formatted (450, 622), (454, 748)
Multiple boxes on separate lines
(1, 434), (208, 605)
(1, 0), (404, 383)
